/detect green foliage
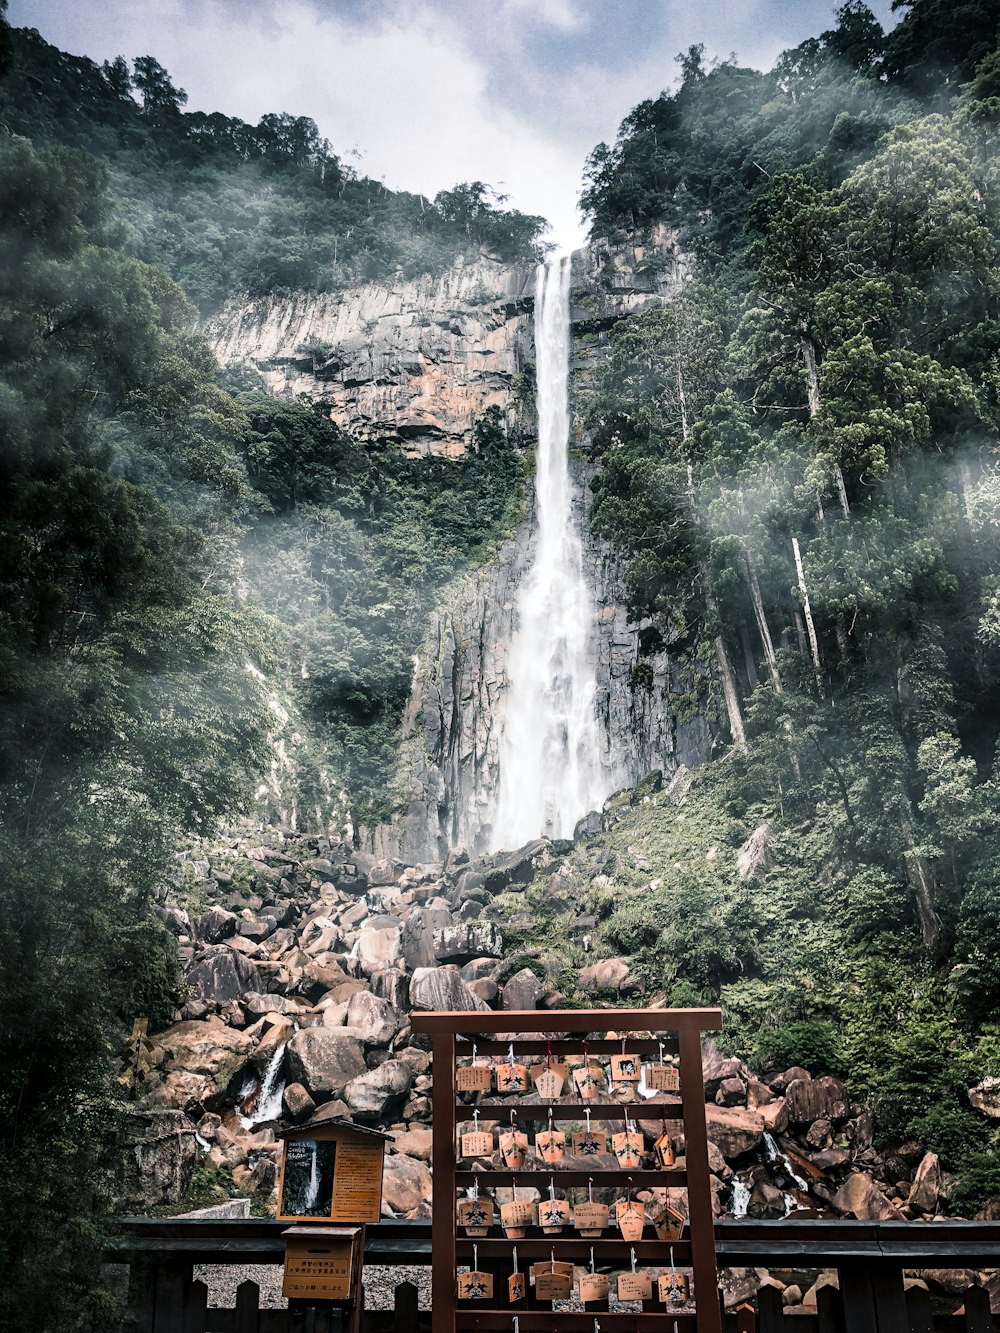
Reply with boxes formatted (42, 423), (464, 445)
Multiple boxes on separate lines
(580, 23), (1000, 1210)
(0, 28), (549, 311)
(0, 132), (273, 1331)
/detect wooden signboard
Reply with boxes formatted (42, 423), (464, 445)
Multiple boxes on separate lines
(281, 1226), (360, 1301)
(277, 1119), (387, 1224)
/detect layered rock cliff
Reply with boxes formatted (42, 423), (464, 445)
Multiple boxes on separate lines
(205, 255), (538, 457)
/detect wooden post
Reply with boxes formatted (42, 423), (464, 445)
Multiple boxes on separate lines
(816, 1283), (846, 1333)
(394, 1279), (420, 1333)
(735, 1301), (756, 1333)
(431, 1031), (456, 1333)
(126, 1254), (157, 1333)
(756, 1284), (783, 1333)
(678, 1021), (721, 1333)
(963, 1285), (993, 1333)
(903, 1284), (933, 1333)
(871, 1266), (909, 1333)
(234, 1279), (261, 1333)
(838, 1264), (878, 1333)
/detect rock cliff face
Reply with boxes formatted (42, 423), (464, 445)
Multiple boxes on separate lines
(207, 234), (715, 857)
(205, 255), (537, 457)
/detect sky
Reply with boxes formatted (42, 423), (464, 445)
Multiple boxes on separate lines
(10, 0), (901, 251)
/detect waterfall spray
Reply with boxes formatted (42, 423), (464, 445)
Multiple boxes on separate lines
(491, 256), (609, 849)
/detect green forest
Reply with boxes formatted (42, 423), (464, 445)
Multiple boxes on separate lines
(3, 0), (1000, 1325)
(574, 0), (1000, 1215)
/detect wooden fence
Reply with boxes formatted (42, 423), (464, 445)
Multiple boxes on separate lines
(110, 1217), (1000, 1333)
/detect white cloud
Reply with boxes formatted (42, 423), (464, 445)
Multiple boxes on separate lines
(499, 0), (589, 32)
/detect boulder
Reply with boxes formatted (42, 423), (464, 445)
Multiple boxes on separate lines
(370, 967), (409, 1011)
(282, 1083), (316, 1122)
(345, 991), (399, 1047)
(737, 823), (774, 880)
(285, 1030), (366, 1097)
(187, 950), (260, 1002)
(831, 1172), (896, 1220)
(770, 1067), (811, 1092)
(400, 903), (454, 971)
(410, 966), (488, 1012)
(785, 1077), (849, 1124)
(357, 927), (402, 975)
(381, 1152), (433, 1214)
(433, 920), (504, 964)
(501, 967), (545, 1010)
(968, 1078), (1000, 1119)
(197, 907), (239, 943)
(705, 1105), (765, 1160)
(908, 1153), (942, 1214)
(484, 841), (552, 894)
(576, 958), (638, 995)
(716, 1077), (748, 1107)
(152, 1018), (253, 1110)
(116, 1109), (198, 1210)
(343, 1060), (413, 1120)
(391, 1126), (433, 1162)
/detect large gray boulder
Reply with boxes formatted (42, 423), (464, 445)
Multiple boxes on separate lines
(196, 907), (239, 943)
(345, 990), (399, 1047)
(410, 965), (489, 1012)
(433, 920), (504, 964)
(357, 926), (402, 975)
(285, 1030), (366, 1097)
(186, 950), (259, 1002)
(501, 967), (544, 1010)
(343, 1059), (413, 1120)
(400, 903), (454, 970)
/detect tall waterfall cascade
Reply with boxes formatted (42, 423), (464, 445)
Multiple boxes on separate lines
(490, 257), (614, 850)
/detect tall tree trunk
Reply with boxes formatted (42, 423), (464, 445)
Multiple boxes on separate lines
(705, 588), (746, 751)
(800, 322), (821, 417)
(792, 536), (823, 694)
(746, 553), (781, 692)
(739, 623), (758, 689)
(801, 322), (850, 516)
(899, 815), (942, 956)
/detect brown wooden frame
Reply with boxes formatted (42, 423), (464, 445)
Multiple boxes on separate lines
(410, 1007), (724, 1333)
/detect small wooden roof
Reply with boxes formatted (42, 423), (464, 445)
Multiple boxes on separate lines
(277, 1116), (391, 1142)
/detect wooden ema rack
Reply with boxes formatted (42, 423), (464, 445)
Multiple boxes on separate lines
(410, 1007), (724, 1333)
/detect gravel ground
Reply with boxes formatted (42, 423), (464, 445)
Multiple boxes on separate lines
(194, 1263), (433, 1310)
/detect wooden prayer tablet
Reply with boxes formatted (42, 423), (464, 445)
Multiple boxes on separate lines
(658, 1272), (690, 1305)
(651, 1200), (686, 1241)
(508, 1270), (526, 1303)
(611, 1053), (641, 1083)
(647, 1063), (680, 1092)
(571, 1128), (608, 1157)
(579, 1272), (610, 1303)
(537, 1198), (571, 1232)
(456, 1196), (494, 1235)
(495, 1062), (529, 1093)
(531, 1064), (568, 1098)
(533, 1263), (573, 1300)
(572, 1200), (609, 1235)
(615, 1198), (646, 1240)
(456, 1064), (493, 1092)
(460, 1129), (493, 1158)
(536, 1128), (566, 1163)
(500, 1199), (534, 1235)
(457, 1270), (494, 1301)
(654, 1131), (675, 1166)
(499, 1128), (528, 1168)
(572, 1063), (605, 1098)
(611, 1128), (644, 1168)
(618, 1271), (653, 1301)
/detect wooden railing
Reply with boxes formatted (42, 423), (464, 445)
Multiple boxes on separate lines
(109, 1217), (1000, 1333)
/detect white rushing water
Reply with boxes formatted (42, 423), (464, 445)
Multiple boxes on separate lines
(491, 256), (608, 850)
(239, 1044), (286, 1129)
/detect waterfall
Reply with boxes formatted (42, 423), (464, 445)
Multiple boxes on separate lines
(302, 1141), (320, 1211)
(239, 1043), (286, 1128)
(491, 257), (609, 850)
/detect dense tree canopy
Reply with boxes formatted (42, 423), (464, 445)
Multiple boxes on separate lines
(581, 1), (1000, 1208)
